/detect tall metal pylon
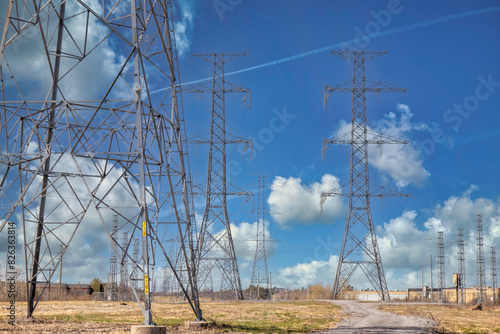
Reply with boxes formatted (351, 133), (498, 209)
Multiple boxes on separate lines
(132, 238), (140, 290)
(0, 0), (203, 322)
(120, 231), (129, 302)
(491, 246), (497, 304)
(249, 174), (271, 299)
(184, 53), (252, 300)
(437, 231), (445, 303)
(458, 228), (466, 304)
(107, 216), (119, 301)
(476, 214), (486, 304)
(322, 50), (408, 301)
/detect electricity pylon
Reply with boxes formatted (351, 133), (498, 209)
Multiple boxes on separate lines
(0, 0), (202, 322)
(322, 50), (408, 301)
(458, 228), (466, 304)
(183, 53), (252, 300)
(491, 246), (497, 304)
(477, 214), (486, 304)
(107, 216), (119, 301)
(249, 174), (271, 299)
(437, 231), (445, 303)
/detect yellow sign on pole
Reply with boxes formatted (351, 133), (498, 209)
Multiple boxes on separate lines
(144, 274), (149, 295)
(142, 221), (146, 237)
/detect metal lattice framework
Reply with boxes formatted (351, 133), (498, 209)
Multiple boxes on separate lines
(476, 214), (486, 304)
(119, 231), (129, 302)
(132, 237), (140, 290)
(437, 231), (445, 303)
(107, 216), (119, 301)
(322, 50), (408, 301)
(0, 0), (202, 323)
(458, 228), (466, 304)
(249, 174), (271, 299)
(184, 52), (252, 300)
(491, 246), (497, 304)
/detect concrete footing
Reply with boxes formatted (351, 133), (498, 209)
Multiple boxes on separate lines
(184, 320), (215, 329)
(130, 325), (166, 334)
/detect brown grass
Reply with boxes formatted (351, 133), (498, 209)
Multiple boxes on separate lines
(0, 300), (342, 333)
(378, 303), (500, 334)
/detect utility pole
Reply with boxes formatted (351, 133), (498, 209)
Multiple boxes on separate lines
(249, 174), (272, 299)
(476, 214), (486, 304)
(437, 232), (445, 303)
(322, 50), (408, 301)
(0, 0), (202, 322)
(491, 246), (497, 304)
(458, 228), (466, 304)
(184, 52), (252, 300)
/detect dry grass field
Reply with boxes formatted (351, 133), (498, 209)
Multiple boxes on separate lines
(0, 300), (342, 333)
(379, 303), (500, 334)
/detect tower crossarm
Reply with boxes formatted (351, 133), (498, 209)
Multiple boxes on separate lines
(322, 130), (408, 158)
(183, 81), (252, 103)
(320, 184), (409, 212)
(324, 80), (406, 109)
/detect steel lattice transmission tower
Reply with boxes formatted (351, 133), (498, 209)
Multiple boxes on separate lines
(107, 216), (119, 301)
(476, 214), (486, 304)
(0, 0), (203, 322)
(322, 50), (408, 301)
(491, 246), (497, 304)
(132, 238), (140, 290)
(249, 174), (271, 299)
(458, 228), (466, 304)
(437, 231), (445, 303)
(120, 231), (129, 302)
(184, 53), (252, 300)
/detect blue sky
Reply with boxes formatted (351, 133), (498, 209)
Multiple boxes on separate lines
(0, 0), (499, 293)
(177, 0), (500, 290)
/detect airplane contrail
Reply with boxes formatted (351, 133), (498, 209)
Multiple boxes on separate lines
(151, 6), (500, 95)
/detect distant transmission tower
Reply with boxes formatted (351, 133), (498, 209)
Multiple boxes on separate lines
(457, 228), (466, 304)
(322, 50), (408, 301)
(249, 174), (271, 299)
(491, 246), (497, 304)
(476, 214), (486, 304)
(120, 231), (129, 301)
(437, 231), (445, 303)
(107, 216), (119, 301)
(0, 1), (202, 322)
(132, 238), (140, 290)
(185, 53), (252, 300)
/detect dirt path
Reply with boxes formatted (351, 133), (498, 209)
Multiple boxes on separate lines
(316, 300), (437, 334)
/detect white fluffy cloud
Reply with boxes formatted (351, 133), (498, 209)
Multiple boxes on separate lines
(272, 186), (500, 291)
(333, 104), (430, 187)
(174, 0), (196, 56)
(230, 220), (276, 262)
(275, 255), (338, 289)
(267, 174), (344, 228)
(377, 186), (500, 290)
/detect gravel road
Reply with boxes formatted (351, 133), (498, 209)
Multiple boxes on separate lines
(316, 300), (437, 334)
